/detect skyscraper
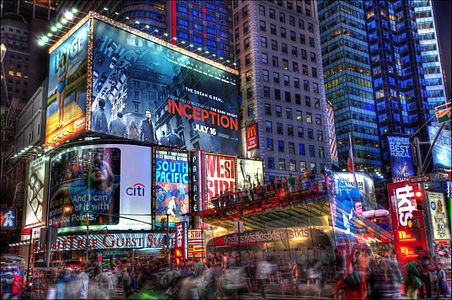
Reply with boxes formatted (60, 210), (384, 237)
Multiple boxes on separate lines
(318, 1), (381, 172)
(233, 0), (329, 179)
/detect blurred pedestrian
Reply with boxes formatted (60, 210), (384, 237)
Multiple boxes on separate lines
(405, 258), (423, 299)
(288, 173), (295, 192)
(434, 262), (450, 297)
(367, 254), (402, 299)
(419, 256), (432, 298)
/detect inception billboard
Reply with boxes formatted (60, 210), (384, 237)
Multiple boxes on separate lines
(90, 18), (240, 154)
(44, 14), (240, 154)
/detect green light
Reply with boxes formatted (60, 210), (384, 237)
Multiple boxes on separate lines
(189, 44), (194, 47)
(103, 7), (108, 11)
(56, 22), (63, 29)
(181, 41), (186, 44)
(145, 25), (150, 29)
(135, 20), (140, 24)
(47, 33), (53, 37)
(163, 33), (168, 37)
(50, 26), (57, 32)
(42, 36), (50, 42)
(71, 7), (78, 14)
(220, 57), (224, 60)
(154, 29), (159, 32)
(197, 47), (202, 51)
(61, 18), (68, 24)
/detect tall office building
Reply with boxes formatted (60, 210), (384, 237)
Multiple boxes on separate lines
(233, 0), (330, 179)
(56, 0), (232, 60)
(318, 1), (381, 172)
(364, 0), (428, 173)
(414, 0), (447, 122)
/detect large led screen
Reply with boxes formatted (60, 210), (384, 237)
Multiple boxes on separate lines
(90, 19), (240, 155)
(49, 144), (153, 230)
(387, 136), (415, 182)
(49, 146), (121, 227)
(428, 126), (451, 168)
(154, 149), (189, 228)
(204, 153), (236, 209)
(46, 21), (89, 146)
(333, 172), (376, 210)
(25, 157), (48, 228)
(236, 158), (264, 189)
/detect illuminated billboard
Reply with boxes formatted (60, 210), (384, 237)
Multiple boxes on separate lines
(428, 192), (451, 241)
(333, 172), (376, 210)
(49, 144), (152, 230)
(387, 136), (415, 183)
(428, 126), (451, 168)
(245, 124), (258, 151)
(0, 208), (16, 230)
(25, 157), (48, 228)
(46, 20), (89, 146)
(90, 19), (240, 154)
(154, 148), (189, 228)
(204, 153), (236, 209)
(236, 158), (264, 189)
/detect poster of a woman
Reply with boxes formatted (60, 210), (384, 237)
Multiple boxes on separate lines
(56, 53), (68, 128)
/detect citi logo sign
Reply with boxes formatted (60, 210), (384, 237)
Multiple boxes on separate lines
(126, 183), (145, 197)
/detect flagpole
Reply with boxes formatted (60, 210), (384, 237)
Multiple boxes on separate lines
(348, 132), (358, 188)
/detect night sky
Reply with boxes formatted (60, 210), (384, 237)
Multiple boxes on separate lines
(433, 0), (451, 99)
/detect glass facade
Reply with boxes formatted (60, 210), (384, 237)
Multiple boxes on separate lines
(318, 1), (381, 172)
(364, 0), (428, 175)
(413, 0), (447, 124)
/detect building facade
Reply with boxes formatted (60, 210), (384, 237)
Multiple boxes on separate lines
(318, 0), (381, 173)
(233, 0), (330, 179)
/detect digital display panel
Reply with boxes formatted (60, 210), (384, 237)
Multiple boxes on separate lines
(49, 144), (153, 231)
(25, 157), (48, 228)
(236, 158), (264, 189)
(204, 153), (236, 209)
(46, 21), (89, 146)
(154, 149), (189, 228)
(90, 19), (240, 154)
(387, 136), (415, 183)
(428, 126), (451, 168)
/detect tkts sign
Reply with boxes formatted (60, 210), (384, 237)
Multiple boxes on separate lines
(246, 123), (258, 151)
(174, 222), (188, 263)
(388, 182), (425, 230)
(205, 153), (236, 209)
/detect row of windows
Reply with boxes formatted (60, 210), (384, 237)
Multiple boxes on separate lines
(265, 121), (324, 141)
(264, 103), (323, 125)
(266, 139), (325, 158)
(261, 70), (320, 93)
(267, 158), (320, 174)
(257, 20), (316, 49)
(261, 86), (322, 108)
(260, 52), (318, 77)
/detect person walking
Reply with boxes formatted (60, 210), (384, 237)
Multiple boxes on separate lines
(405, 258), (423, 299)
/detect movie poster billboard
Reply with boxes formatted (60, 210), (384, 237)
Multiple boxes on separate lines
(0, 208), (16, 230)
(236, 159), (264, 189)
(204, 153), (236, 209)
(387, 136), (415, 183)
(49, 146), (121, 227)
(428, 192), (451, 241)
(428, 126), (451, 168)
(25, 157), (48, 228)
(90, 19), (240, 154)
(154, 149), (189, 228)
(46, 20), (89, 146)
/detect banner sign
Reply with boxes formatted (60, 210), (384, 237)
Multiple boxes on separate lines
(154, 149), (189, 228)
(91, 19), (239, 154)
(236, 158), (264, 189)
(25, 157), (48, 228)
(246, 123), (258, 151)
(334, 172), (376, 210)
(190, 151), (200, 215)
(326, 103), (339, 167)
(0, 208), (16, 230)
(174, 222), (188, 262)
(204, 153), (236, 209)
(387, 136), (415, 183)
(34, 232), (175, 252)
(387, 182), (424, 231)
(428, 126), (451, 168)
(428, 192), (451, 240)
(46, 20), (89, 146)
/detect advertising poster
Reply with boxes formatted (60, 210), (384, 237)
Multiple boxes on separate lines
(236, 158), (264, 189)
(204, 153), (236, 209)
(0, 208), (16, 230)
(174, 222), (188, 264)
(428, 192), (451, 241)
(334, 174), (362, 236)
(334, 172), (376, 210)
(387, 182), (425, 231)
(154, 149), (189, 228)
(246, 123), (258, 151)
(46, 21), (89, 146)
(49, 146), (121, 227)
(428, 126), (451, 168)
(90, 19), (240, 154)
(387, 136), (415, 183)
(25, 157), (48, 228)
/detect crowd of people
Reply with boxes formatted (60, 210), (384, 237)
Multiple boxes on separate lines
(210, 171), (324, 209)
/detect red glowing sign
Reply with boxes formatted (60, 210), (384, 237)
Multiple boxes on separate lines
(246, 123), (259, 151)
(205, 153), (236, 209)
(174, 222), (187, 263)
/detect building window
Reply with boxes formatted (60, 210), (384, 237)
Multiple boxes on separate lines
(280, 27), (286, 38)
(275, 89), (281, 100)
(309, 145), (315, 157)
(259, 4), (266, 16)
(264, 86), (270, 98)
(286, 108), (293, 119)
(246, 88), (253, 100)
(262, 69), (269, 81)
(247, 103), (254, 115)
(261, 52), (268, 64)
(282, 43), (288, 53)
(312, 67), (318, 78)
(260, 20), (266, 31)
(266, 121), (273, 133)
(313, 83), (319, 94)
(306, 112), (312, 123)
(310, 162), (316, 174)
(308, 22), (314, 33)
(279, 12), (286, 23)
(268, 157), (275, 169)
(305, 96), (311, 107)
(278, 159), (286, 171)
(295, 94), (301, 104)
(303, 80), (310, 91)
(272, 55), (279, 68)
(265, 103), (271, 115)
(244, 37), (250, 49)
(299, 143), (305, 155)
(300, 161), (306, 171)
(275, 105), (282, 117)
(294, 77), (300, 88)
(245, 70), (252, 82)
(269, 8), (275, 19)
(314, 98), (321, 109)
(300, 34), (306, 45)
(271, 39), (278, 50)
(296, 110), (303, 122)
(310, 52), (316, 62)
(302, 64), (309, 75)
(292, 46), (298, 57)
(245, 54), (251, 66)
(319, 146), (325, 158)
(284, 75), (290, 86)
(288, 142), (295, 154)
(290, 31), (296, 41)
(308, 128), (314, 139)
(282, 59), (289, 70)
(270, 24), (276, 35)
(242, 5), (248, 18)
(290, 160), (296, 172)
(285, 91), (291, 102)
(261, 36), (267, 48)
(293, 62), (299, 73)
(267, 138), (274, 151)
(309, 37), (315, 48)
(288, 124), (294, 136)
(277, 122), (283, 134)
(298, 126), (304, 138)
(315, 114), (322, 125)
(273, 72), (280, 84)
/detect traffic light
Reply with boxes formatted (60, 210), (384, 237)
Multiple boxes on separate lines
(414, 189), (424, 200)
